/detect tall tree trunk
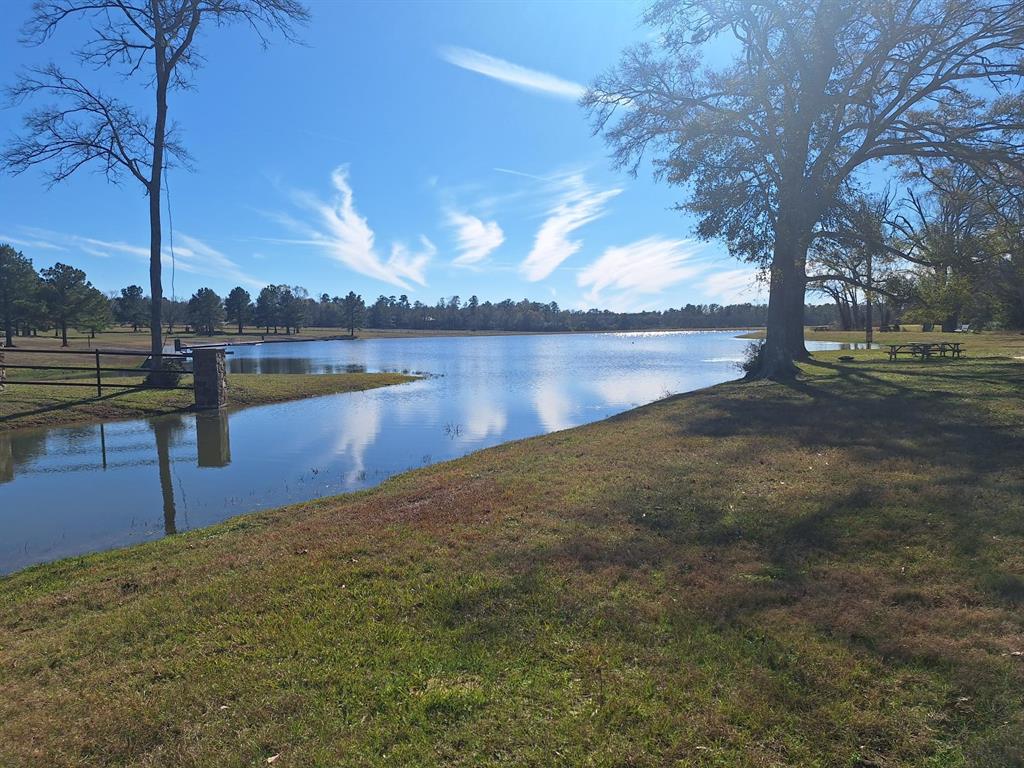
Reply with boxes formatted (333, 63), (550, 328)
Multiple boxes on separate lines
(786, 262), (809, 361)
(147, 9), (168, 383)
(754, 211), (809, 379)
(148, 99), (165, 374)
(61, 320), (68, 347)
(758, 257), (799, 379)
(4, 314), (12, 347)
(836, 297), (851, 330)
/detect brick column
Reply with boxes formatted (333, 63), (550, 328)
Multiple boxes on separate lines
(193, 348), (227, 410)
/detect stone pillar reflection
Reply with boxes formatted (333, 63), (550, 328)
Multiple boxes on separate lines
(196, 411), (231, 468)
(0, 432), (12, 485)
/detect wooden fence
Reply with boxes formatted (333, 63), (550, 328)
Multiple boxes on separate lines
(0, 346), (193, 395)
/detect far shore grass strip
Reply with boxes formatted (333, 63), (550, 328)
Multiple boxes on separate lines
(0, 372), (417, 432)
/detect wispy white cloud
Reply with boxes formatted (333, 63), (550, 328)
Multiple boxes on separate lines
(699, 267), (767, 305)
(439, 46), (586, 100)
(387, 237), (436, 286)
(521, 173), (621, 281)
(493, 167), (551, 181)
(577, 236), (706, 311)
(445, 209), (504, 266)
(170, 233), (265, 290)
(0, 233), (67, 251)
(282, 167), (432, 289)
(5, 227), (264, 290)
(79, 237), (149, 258)
(80, 246), (112, 259)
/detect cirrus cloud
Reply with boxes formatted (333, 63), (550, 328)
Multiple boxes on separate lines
(272, 166), (434, 290)
(699, 267), (767, 304)
(439, 46), (586, 101)
(578, 236), (706, 311)
(446, 209), (504, 266)
(521, 173), (621, 281)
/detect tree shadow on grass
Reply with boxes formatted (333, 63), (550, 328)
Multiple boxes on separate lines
(399, 360), (1024, 763)
(479, 358), (1024, 655)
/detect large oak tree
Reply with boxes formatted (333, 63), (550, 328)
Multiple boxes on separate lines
(585, 0), (1024, 378)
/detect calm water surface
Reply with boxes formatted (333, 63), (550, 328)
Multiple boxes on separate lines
(0, 331), (843, 573)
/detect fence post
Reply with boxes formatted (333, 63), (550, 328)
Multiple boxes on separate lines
(95, 350), (102, 396)
(0, 342), (5, 392)
(193, 348), (227, 410)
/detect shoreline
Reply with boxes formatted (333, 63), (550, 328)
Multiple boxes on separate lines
(178, 325), (766, 349)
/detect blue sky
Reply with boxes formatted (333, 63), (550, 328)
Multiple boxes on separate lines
(0, 0), (764, 311)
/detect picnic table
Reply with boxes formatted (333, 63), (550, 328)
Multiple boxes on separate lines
(886, 342), (964, 361)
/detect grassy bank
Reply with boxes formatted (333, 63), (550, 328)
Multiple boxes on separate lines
(1, 334), (1023, 766)
(743, 325), (1024, 352)
(0, 372), (416, 432)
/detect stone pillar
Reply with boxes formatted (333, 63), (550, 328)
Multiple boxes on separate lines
(193, 348), (227, 410)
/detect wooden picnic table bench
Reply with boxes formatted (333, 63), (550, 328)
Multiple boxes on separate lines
(886, 342), (964, 361)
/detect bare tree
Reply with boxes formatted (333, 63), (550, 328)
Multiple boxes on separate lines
(2, 0), (308, 380)
(585, 0), (1024, 378)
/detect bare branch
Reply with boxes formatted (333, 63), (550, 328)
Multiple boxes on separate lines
(2, 64), (154, 186)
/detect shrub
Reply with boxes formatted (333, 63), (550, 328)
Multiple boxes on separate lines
(737, 340), (765, 377)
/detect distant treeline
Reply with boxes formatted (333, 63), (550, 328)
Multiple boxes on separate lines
(353, 295), (838, 333)
(171, 289), (839, 335)
(1, 244), (840, 343)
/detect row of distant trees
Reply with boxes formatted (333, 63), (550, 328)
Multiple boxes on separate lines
(195, 285), (367, 337)
(8, 238), (1022, 346)
(0, 248), (369, 345)
(3, 244), (848, 343)
(355, 295), (837, 333)
(0, 246), (111, 346)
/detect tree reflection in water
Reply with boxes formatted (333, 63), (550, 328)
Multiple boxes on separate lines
(151, 412), (231, 535)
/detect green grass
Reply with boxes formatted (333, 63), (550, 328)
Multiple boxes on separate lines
(0, 372), (416, 431)
(1, 333), (1023, 766)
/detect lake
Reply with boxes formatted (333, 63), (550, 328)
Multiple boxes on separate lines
(0, 331), (845, 573)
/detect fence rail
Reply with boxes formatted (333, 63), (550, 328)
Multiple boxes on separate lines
(0, 346), (194, 395)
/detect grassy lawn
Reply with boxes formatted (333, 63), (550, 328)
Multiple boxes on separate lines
(0, 373), (416, 431)
(1, 333), (1022, 766)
